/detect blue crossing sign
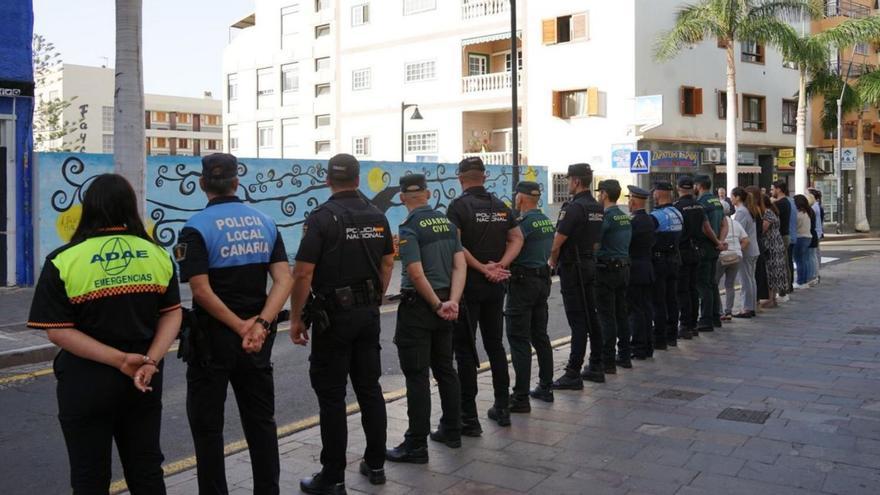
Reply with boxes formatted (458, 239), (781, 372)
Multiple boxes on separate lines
(630, 151), (651, 174)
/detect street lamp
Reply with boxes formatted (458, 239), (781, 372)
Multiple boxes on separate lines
(510, 0), (519, 195)
(401, 102), (423, 162)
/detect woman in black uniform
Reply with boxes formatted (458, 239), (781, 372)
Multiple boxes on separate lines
(27, 174), (182, 494)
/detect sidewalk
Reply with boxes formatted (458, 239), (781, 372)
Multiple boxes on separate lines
(152, 253), (880, 495)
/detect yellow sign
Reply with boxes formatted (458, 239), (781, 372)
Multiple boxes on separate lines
(778, 148), (795, 159)
(55, 205), (82, 242)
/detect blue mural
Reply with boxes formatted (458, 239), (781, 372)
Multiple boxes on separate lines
(36, 153), (548, 265)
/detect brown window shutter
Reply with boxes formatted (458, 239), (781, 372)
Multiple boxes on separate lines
(542, 19), (557, 45)
(695, 88), (703, 115)
(572, 13), (588, 40)
(552, 91), (561, 117)
(680, 86), (686, 115)
(587, 87), (600, 116)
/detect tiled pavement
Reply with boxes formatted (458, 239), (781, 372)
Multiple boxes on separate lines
(157, 253), (880, 495)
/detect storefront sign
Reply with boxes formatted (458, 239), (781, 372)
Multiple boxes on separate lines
(777, 148), (795, 170)
(841, 147), (857, 171)
(651, 150), (699, 168)
(0, 80), (35, 97)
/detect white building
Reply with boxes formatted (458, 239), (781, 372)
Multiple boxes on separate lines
(223, 0), (803, 200)
(35, 64), (224, 156)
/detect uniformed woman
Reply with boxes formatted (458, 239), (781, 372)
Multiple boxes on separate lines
(27, 174), (183, 494)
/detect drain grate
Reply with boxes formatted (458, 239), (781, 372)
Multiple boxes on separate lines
(717, 407), (772, 424)
(655, 389), (704, 401)
(848, 326), (880, 336)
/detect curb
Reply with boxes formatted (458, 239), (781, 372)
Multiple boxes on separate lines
(822, 233), (877, 242)
(0, 344), (58, 370)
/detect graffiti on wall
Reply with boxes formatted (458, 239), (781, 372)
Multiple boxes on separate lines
(37, 153), (548, 264)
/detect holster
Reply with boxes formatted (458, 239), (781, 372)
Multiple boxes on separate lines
(178, 307), (213, 366)
(302, 293), (331, 336)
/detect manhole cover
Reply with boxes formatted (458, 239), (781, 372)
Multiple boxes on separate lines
(655, 389), (704, 401)
(849, 326), (880, 336)
(717, 407), (772, 424)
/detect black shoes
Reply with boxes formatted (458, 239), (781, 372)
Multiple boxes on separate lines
(733, 311), (755, 319)
(488, 406), (512, 426)
(552, 370), (585, 390)
(385, 441), (429, 464)
(300, 473), (347, 495)
(581, 367), (606, 383)
(679, 327), (693, 340)
(461, 417), (483, 437)
(604, 364), (617, 375)
(529, 383), (555, 403)
(697, 326), (714, 333)
(358, 461), (386, 485)
(654, 341), (668, 351)
(616, 358), (633, 369)
(509, 394), (532, 413)
(429, 429), (462, 448)
(667, 339), (678, 347)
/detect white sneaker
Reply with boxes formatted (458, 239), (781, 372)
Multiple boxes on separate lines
(807, 279), (819, 287)
(778, 294), (790, 303)
(794, 283), (807, 290)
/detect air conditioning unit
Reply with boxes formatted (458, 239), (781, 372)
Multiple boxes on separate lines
(702, 148), (722, 164)
(819, 158), (834, 173)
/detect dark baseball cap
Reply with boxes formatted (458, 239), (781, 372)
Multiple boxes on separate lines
(626, 185), (650, 199)
(677, 175), (694, 189)
(652, 180), (674, 191)
(566, 163), (592, 178)
(326, 153), (360, 181)
(515, 181), (542, 197)
(597, 179), (622, 196)
(202, 153), (238, 180)
(399, 174), (427, 192)
(458, 156), (486, 174)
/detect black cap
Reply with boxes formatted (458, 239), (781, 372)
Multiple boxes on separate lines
(515, 181), (542, 197)
(326, 153), (360, 181)
(202, 153), (238, 180)
(626, 185), (650, 199)
(694, 174), (712, 187)
(677, 175), (694, 190)
(597, 179), (622, 196)
(566, 163), (592, 178)
(652, 180), (674, 192)
(458, 156), (486, 174)
(399, 174), (427, 192)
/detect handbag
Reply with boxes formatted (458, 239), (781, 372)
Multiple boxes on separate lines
(719, 250), (741, 266)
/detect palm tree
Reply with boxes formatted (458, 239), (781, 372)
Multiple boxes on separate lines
(114, 0), (146, 213)
(656, 0), (820, 190)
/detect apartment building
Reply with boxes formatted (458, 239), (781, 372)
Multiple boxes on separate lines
(223, 0), (804, 201)
(34, 64), (223, 156)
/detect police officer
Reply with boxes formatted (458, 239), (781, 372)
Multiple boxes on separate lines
(177, 153), (292, 495)
(549, 164), (605, 388)
(290, 154), (395, 494)
(625, 186), (657, 361)
(595, 180), (633, 372)
(447, 157), (524, 432)
(505, 181), (555, 410)
(694, 175), (728, 333)
(650, 181), (683, 349)
(385, 174), (466, 464)
(674, 176), (704, 340)
(28, 174), (182, 494)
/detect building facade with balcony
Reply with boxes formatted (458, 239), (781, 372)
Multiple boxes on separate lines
(34, 64), (223, 156)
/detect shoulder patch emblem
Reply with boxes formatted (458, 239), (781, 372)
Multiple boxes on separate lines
(173, 243), (187, 262)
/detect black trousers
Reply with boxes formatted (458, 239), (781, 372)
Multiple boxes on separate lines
(308, 307), (387, 481)
(628, 283), (654, 358)
(697, 255), (720, 329)
(596, 265), (630, 365)
(454, 284), (509, 417)
(396, 298), (460, 444)
(505, 272), (553, 396)
(558, 262), (602, 371)
(677, 262), (699, 331)
(652, 258), (679, 346)
(56, 350), (166, 495)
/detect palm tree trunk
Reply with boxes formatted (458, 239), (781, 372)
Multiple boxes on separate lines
(794, 69), (808, 195)
(725, 44), (738, 190)
(854, 115), (870, 232)
(114, 0), (146, 214)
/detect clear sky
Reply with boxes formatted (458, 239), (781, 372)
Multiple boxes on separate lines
(34, 0), (254, 98)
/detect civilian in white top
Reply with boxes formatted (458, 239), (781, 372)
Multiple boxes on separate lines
(731, 187), (760, 318)
(717, 215), (750, 320)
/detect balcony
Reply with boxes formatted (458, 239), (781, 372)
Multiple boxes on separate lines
(462, 0), (509, 20)
(462, 110), (524, 165)
(824, 0), (873, 18)
(461, 32), (522, 94)
(462, 71), (521, 93)
(830, 60), (877, 77)
(462, 151), (525, 166)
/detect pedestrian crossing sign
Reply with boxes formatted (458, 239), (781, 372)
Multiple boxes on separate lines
(630, 151), (651, 174)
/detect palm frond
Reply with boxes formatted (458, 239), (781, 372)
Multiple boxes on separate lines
(655, 2), (720, 61)
(855, 69), (880, 108)
(737, 16), (800, 48)
(748, 0), (822, 21)
(816, 15), (880, 49)
(783, 36), (830, 72)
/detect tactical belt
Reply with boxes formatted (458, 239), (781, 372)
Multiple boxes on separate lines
(401, 287), (450, 307)
(511, 265), (551, 278)
(597, 258), (631, 269)
(319, 280), (380, 310)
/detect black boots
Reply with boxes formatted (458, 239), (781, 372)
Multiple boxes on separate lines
(529, 383), (555, 402)
(385, 440), (429, 464)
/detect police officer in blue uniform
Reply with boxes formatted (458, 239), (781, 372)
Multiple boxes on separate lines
(549, 164), (605, 389)
(650, 181), (683, 349)
(625, 186), (657, 361)
(673, 176), (704, 340)
(290, 154), (395, 494)
(176, 153), (293, 495)
(447, 157), (524, 432)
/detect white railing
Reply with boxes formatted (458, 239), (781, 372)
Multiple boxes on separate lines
(462, 71), (521, 93)
(462, 152), (525, 166)
(462, 0), (509, 20)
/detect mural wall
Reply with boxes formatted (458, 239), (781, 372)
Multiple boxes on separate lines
(36, 153), (548, 265)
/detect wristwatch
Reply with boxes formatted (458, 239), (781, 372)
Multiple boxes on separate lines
(255, 317), (272, 331)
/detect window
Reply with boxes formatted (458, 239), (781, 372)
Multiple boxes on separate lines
(315, 140), (331, 154)
(404, 0), (436, 15)
(102, 134), (113, 153)
(203, 114), (220, 126)
(353, 136), (371, 156)
(178, 138), (189, 149)
(782, 99), (797, 134)
(102, 106), (113, 132)
(468, 54), (489, 76)
(718, 91), (739, 119)
(228, 125), (239, 151)
(154, 111), (168, 122)
(206, 139), (218, 151)
(315, 83), (331, 97)
(552, 88), (600, 119)
(315, 57), (331, 72)
(352, 4), (369, 26)
(227, 74), (238, 103)
(257, 67), (275, 108)
(405, 60), (436, 82)
(505, 50), (523, 72)
(177, 113), (191, 124)
(281, 5), (299, 50)
(680, 86), (703, 116)
(855, 43), (869, 56)
(783, 59), (798, 69)
(258, 121), (274, 148)
(315, 24), (330, 39)
(542, 13), (588, 45)
(743, 94), (766, 131)
(405, 131), (438, 153)
(315, 114), (331, 128)
(282, 118), (299, 158)
(282, 63), (300, 106)
(155, 137), (168, 148)
(352, 68), (371, 90)
(741, 40), (765, 64)
(315, 0), (328, 11)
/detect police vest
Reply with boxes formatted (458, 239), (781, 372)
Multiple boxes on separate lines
(313, 198), (388, 292)
(184, 202), (278, 269)
(451, 191), (510, 264)
(651, 205), (683, 253)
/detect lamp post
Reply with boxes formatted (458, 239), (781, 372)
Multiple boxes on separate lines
(510, 0), (519, 195)
(401, 102), (423, 163)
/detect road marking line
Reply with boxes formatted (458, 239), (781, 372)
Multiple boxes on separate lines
(0, 368), (53, 385)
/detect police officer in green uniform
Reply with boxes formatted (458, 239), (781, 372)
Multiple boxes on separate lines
(505, 181), (555, 410)
(625, 186), (657, 361)
(594, 180), (632, 373)
(386, 174), (467, 464)
(694, 175), (727, 333)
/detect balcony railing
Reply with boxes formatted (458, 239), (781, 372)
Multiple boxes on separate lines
(462, 151), (525, 166)
(830, 61), (877, 77)
(462, 0), (509, 20)
(462, 71), (521, 94)
(824, 0), (873, 18)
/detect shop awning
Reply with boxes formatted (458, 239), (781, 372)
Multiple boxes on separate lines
(462, 31), (522, 46)
(715, 165), (762, 174)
